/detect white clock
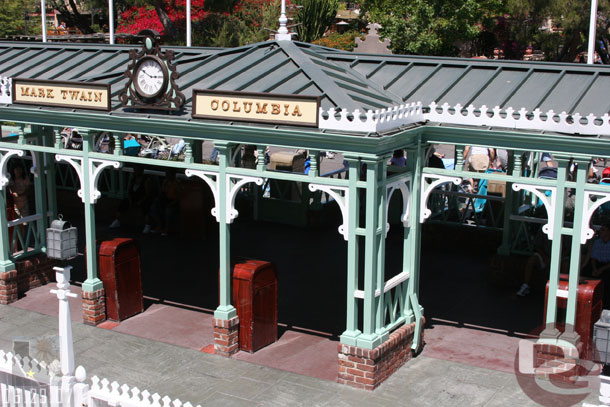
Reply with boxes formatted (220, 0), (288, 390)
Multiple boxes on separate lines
(134, 56), (168, 99)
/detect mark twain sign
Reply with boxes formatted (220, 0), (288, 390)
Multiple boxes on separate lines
(193, 90), (319, 127)
(12, 79), (111, 111)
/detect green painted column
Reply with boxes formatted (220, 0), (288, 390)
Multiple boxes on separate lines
(33, 134), (49, 249)
(563, 159), (589, 340)
(0, 186), (15, 273)
(81, 131), (103, 293)
(357, 157), (383, 349)
(542, 158), (568, 338)
(214, 143), (237, 320)
(497, 151), (515, 256)
(405, 143), (424, 316)
(340, 156), (361, 345)
(375, 159), (388, 334)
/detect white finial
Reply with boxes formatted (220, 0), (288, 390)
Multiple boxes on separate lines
(276, 0), (292, 41)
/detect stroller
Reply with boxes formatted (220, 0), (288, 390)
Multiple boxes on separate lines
(61, 128), (83, 150)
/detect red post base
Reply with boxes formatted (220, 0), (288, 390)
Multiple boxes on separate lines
(0, 254), (56, 304)
(213, 317), (240, 357)
(82, 289), (106, 326)
(337, 322), (422, 390)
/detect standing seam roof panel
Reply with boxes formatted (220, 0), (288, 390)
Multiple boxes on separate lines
(438, 67), (498, 107)
(538, 72), (595, 114)
(504, 71), (564, 111)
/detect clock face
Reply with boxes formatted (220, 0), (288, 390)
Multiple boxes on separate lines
(134, 57), (168, 99)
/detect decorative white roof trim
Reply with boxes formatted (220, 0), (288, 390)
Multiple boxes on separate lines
(318, 102), (424, 133)
(319, 100), (610, 136)
(0, 76), (11, 104)
(426, 102), (610, 136)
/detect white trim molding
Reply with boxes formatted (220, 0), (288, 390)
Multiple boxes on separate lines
(426, 102), (610, 136)
(0, 148), (24, 190)
(354, 271), (410, 299)
(512, 183), (556, 239)
(308, 183), (349, 240)
(386, 174), (412, 236)
(319, 101), (610, 136)
(581, 189), (610, 244)
(55, 155), (121, 203)
(0, 76), (11, 104)
(185, 169), (220, 222)
(318, 102), (423, 133)
(227, 174), (264, 224)
(419, 173), (462, 223)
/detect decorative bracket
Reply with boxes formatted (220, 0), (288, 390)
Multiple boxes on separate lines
(55, 155), (121, 203)
(419, 173), (462, 223)
(308, 183), (349, 240)
(581, 189), (610, 244)
(185, 169), (220, 222)
(227, 175), (264, 224)
(512, 183), (556, 239)
(0, 148), (24, 190)
(386, 174), (412, 236)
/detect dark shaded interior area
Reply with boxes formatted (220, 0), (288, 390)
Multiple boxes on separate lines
(56, 172), (544, 343)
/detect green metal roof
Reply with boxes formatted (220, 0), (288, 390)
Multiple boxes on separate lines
(3, 39), (610, 135)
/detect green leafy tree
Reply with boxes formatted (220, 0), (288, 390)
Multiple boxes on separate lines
(0, 0), (42, 37)
(363, 0), (503, 56)
(294, 0), (339, 43)
(531, 0), (610, 62)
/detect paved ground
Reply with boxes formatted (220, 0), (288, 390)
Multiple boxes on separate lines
(1, 305), (601, 406)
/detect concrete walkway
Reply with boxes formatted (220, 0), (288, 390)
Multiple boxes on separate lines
(0, 305), (601, 406)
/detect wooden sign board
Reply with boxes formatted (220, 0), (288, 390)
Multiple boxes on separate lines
(193, 90), (319, 127)
(12, 79), (111, 111)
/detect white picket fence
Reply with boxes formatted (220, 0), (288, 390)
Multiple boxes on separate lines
(0, 266), (201, 407)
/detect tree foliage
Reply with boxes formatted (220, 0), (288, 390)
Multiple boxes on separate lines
(0, 0), (42, 37)
(363, 0), (503, 56)
(294, 0), (339, 43)
(364, 0), (610, 62)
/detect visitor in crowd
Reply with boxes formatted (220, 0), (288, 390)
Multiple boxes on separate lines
(463, 145), (495, 192)
(8, 165), (31, 219)
(390, 149), (406, 167)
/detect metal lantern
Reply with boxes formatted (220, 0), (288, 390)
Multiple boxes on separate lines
(46, 215), (78, 260)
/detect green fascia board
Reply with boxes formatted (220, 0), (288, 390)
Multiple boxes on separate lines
(0, 104), (421, 156)
(423, 124), (610, 157)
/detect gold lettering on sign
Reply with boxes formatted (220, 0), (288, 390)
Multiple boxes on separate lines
(256, 103), (268, 114)
(13, 80), (109, 111)
(194, 92), (318, 127)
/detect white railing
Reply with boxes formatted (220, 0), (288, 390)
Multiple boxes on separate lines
(318, 102), (423, 133)
(89, 377), (197, 407)
(0, 266), (201, 407)
(319, 101), (610, 136)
